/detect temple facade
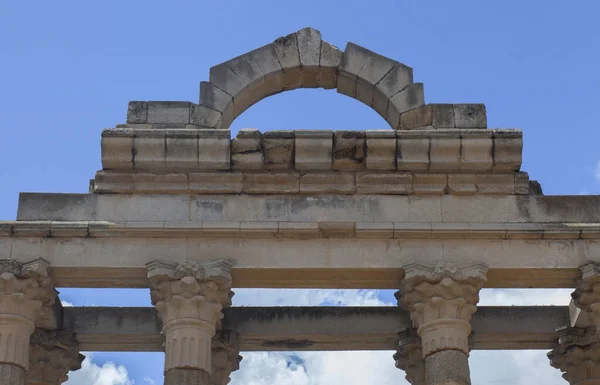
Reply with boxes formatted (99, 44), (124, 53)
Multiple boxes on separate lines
(1, 27), (600, 385)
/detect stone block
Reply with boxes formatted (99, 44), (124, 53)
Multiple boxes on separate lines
(387, 83), (425, 129)
(460, 131), (493, 172)
(400, 103), (454, 130)
(454, 104), (486, 128)
(355, 52), (396, 107)
(373, 63), (413, 120)
(319, 42), (342, 89)
(198, 130), (230, 170)
(272, 32), (302, 90)
(332, 131), (366, 170)
(413, 174), (447, 195)
(355, 222), (394, 238)
(299, 172), (355, 194)
(94, 171), (188, 194)
(337, 42), (371, 98)
(190, 104), (221, 128)
(493, 130), (523, 172)
(199, 82), (233, 129)
(356, 173), (412, 194)
(243, 172), (299, 193)
(396, 131), (429, 171)
(278, 222), (319, 239)
(263, 130), (294, 170)
(147, 102), (192, 124)
(133, 129), (166, 170)
(365, 130), (396, 170)
(248, 44), (284, 97)
(318, 222), (356, 238)
(448, 174), (514, 195)
(240, 222), (279, 238)
(514, 172), (530, 195)
(295, 130), (332, 170)
(428, 130), (461, 172)
(166, 130), (198, 170)
(210, 62), (248, 100)
(127, 101), (147, 124)
(189, 172), (243, 193)
(231, 129), (264, 170)
(297, 27), (322, 88)
(101, 129), (134, 170)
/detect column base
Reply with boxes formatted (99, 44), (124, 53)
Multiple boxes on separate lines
(0, 363), (26, 385)
(425, 350), (471, 385)
(164, 368), (211, 385)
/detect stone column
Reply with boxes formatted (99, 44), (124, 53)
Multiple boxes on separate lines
(396, 261), (488, 385)
(0, 259), (57, 385)
(393, 328), (424, 385)
(211, 330), (242, 385)
(548, 327), (600, 385)
(27, 329), (84, 385)
(147, 259), (234, 385)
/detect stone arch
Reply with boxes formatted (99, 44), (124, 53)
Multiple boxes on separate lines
(197, 27), (425, 130)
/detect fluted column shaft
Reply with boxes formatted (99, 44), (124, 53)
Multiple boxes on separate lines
(397, 261), (487, 385)
(147, 260), (233, 385)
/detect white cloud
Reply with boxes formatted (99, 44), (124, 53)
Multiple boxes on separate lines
(233, 288), (390, 307)
(144, 376), (156, 385)
(61, 300), (74, 307)
(65, 355), (133, 385)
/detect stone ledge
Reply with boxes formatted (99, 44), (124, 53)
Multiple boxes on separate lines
(101, 128), (522, 173)
(93, 171), (524, 196)
(2, 220), (598, 240)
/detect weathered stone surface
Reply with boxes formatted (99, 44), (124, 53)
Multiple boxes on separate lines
(272, 32), (302, 90)
(101, 129), (134, 170)
(0, 364), (26, 385)
(198, 130), (230, 171)
(332, 131), (366, 170)
(147, 102), (192, 124)
(28, 329), (84, 385)
(387, 83), (425, 129)
(297, 27), (322, 88)
(299, 173), (355, 194)
(337, 43), (371, 98)
(262, 130), (294, 170)
(295, 130), (332, 170)
(373, 63), (413, 120)
(394, 328), (425, 385)
(365, 130), (396, 170)
(133, 129), (166, 170)
(242, 172), (299, 193)
(425, 350), (471, 385)
(166, 129), (198, 170)
(126, 101), (148, 124)
(319, 42), (342, 89)
(199, 82), (233, 129)
(211, 331), (242, 385)
(429, 130), (461, 172)
(356, 173), (412, 195)
(514, 172), (530, 195)
(400, 104), (454, 130)
(454, 104), (486, 128)
(397, 131), (429, 171)
(493, 130), (522, 172)
(190, 104), (221, 128)
(209, 63), (247, 100)
(189, 172), (243, 194)
(355, 51), (396, 107)
(460, 131), (493, 172)
(448, 174), (515, 195)
(231, 129), (263, 170)
(413, 174), (447, 194)
(165, 368), (211, 385)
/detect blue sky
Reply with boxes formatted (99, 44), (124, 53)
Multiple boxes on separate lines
(1, 1), (599, 384)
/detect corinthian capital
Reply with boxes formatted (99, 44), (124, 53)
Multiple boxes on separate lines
(573, 262), (600, 325)
(0, 258), (58, 369)
(28, 329), (84, 385)
(548, 327), (600, 385)
(147, 259), (234, 373)
(211, 330), (242, 385)
(396, 261), (487, 357)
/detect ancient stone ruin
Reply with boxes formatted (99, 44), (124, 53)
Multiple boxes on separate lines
(1, 27), (600, 385)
